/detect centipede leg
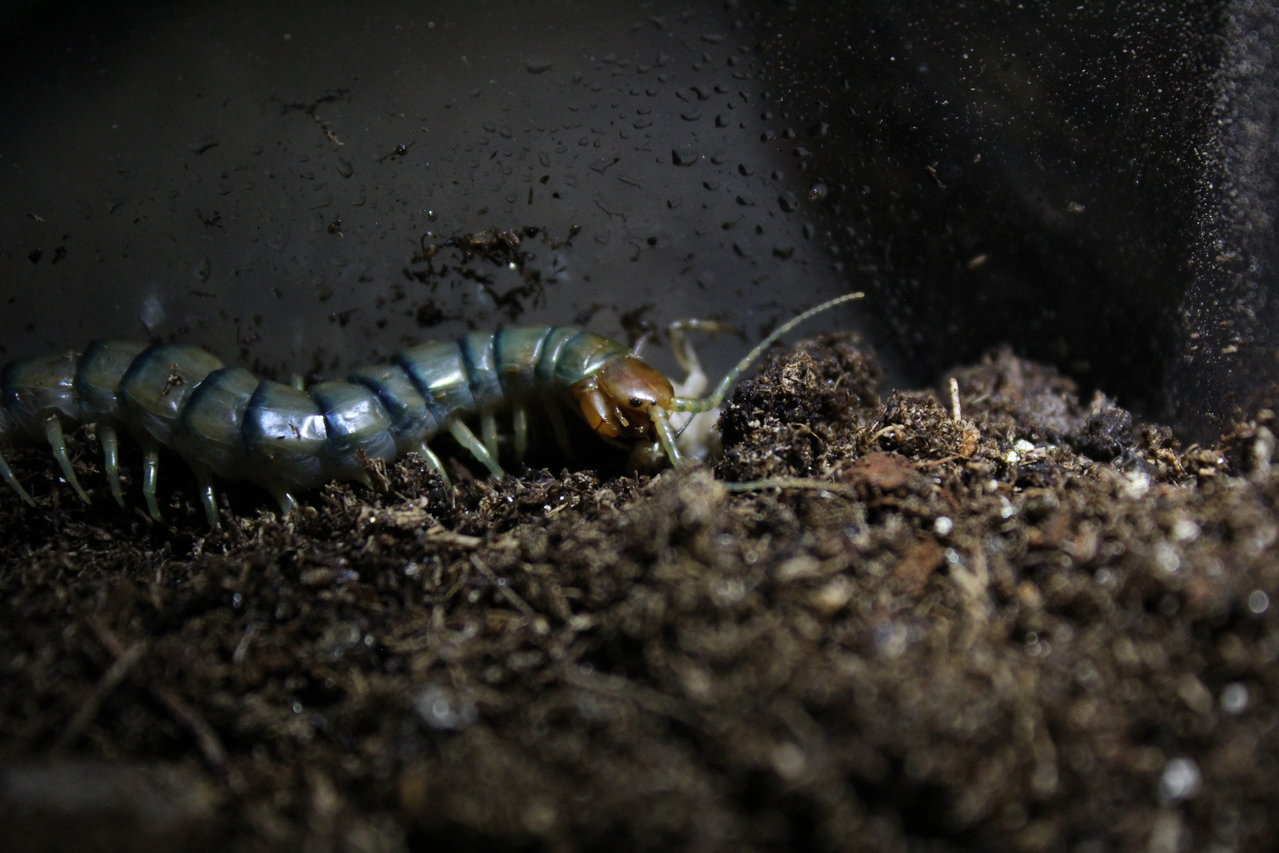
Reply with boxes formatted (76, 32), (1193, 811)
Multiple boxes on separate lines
(543, 401), (575, 460)
(271, 490), (298, 517)
(448, 420), (504, 478)
(667, 320), (722, 397)
(141, 444), (163, 522)
(416, 441), (451, 488)
(0, 447), (36, 507)
(512, 405), (529, 462)
(44, 417), (90, 503)
(97, 424), (126, 508)
(481, 412), (499, 461)
(191, 464), (221, 529)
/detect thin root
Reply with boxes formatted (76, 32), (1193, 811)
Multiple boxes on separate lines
(722, 476), (859, 498)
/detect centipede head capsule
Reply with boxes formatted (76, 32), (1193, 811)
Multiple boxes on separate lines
(569, 356), (674, 441)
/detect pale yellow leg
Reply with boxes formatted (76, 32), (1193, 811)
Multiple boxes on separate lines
(416, 441), (451, 487)
(512, 405), (529, 462)
(192, 464), (221, 529)
(98, 424), (126, 508)
(44, 417), (89, 503)
(449, 420), (504, 477)
(0, 447), (35, 506)
(481, 412), (499, 460)
(142, 444), (163, 522)
(543, 402), (574, 459)
(272, 490), (299, 517)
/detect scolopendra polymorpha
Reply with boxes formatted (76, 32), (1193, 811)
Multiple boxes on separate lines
(0, 292), (862, 526)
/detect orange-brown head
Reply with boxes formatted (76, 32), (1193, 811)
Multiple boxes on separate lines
(569, 356), (674, 441)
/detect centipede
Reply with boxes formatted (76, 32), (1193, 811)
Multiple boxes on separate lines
(0, 292), (862, 527)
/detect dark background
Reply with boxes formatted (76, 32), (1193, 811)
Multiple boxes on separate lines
(3, 0), (1276, 441)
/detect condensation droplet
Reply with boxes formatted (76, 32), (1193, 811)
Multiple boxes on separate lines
(671, 147), (700, 167)
(140, 294), (166, 332)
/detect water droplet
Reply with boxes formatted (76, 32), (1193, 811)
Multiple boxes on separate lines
(140, 294), (166, 331)
(525, 58), (553, 74)
(671, 147), (700, 167)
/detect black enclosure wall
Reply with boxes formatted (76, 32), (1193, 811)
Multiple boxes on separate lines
(3, 1), (1276, 441)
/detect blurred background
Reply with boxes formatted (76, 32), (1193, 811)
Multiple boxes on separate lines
(2, 0), (1275, 441)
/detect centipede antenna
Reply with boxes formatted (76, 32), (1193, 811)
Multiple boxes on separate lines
(44, 416), (90, 504)
(672, 292), (865, 414)
(653, 412), (684, 468)
(0, 447), (36, 506)
(98, 423), (126, 508)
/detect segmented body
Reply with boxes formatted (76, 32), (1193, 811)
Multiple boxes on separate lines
(0, 292), (862, 526)
(0, 327), (633, 525)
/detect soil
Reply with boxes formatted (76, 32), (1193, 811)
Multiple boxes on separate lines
(1, 334), (1277, 852)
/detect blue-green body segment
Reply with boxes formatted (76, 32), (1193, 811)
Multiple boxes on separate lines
(0, 326), (630, 500)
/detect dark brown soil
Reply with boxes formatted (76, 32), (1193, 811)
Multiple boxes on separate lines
(2, 335), (1277, 852)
